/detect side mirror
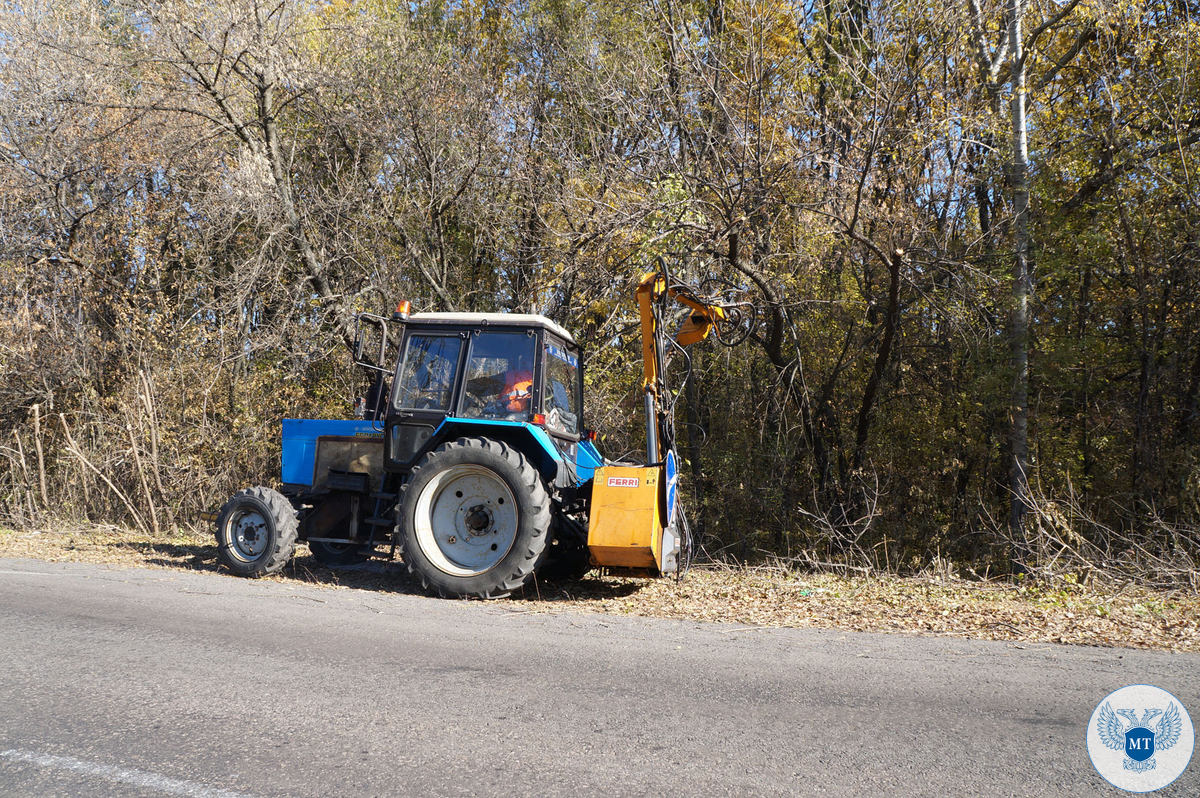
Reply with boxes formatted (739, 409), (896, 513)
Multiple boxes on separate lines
(352, 313), (390, 371)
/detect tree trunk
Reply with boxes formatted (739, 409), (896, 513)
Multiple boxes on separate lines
(851, 250), (902, 473)
(1076, 260), (1094, 491)
(1007, 0), (1032, 564)
(684, 352), (707, 547)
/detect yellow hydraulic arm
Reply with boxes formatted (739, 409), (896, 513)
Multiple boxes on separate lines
(634, 262), (751, 464)
(635, 270), (728, 396)
(586, 259), (753, 576)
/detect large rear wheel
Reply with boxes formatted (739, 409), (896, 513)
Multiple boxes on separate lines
(399, 437), (551, 598)
(214, 487), (298, 577)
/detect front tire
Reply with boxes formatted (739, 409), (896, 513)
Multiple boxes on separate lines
(214, 487), (298, 577)
(399, 437), (551, 598)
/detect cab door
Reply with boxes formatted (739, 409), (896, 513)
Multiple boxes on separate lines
(385, 329), (467, 470)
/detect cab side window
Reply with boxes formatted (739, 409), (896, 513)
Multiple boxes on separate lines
(460, 332), (536, 421)
(543, 341), (580, 434)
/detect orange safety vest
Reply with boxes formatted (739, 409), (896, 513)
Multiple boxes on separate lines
(502, 369), (533, 412)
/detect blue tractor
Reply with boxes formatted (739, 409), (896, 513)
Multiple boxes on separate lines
(213, 263), (751, 598)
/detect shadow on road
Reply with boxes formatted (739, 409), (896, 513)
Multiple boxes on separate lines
(126, 540), (646, 602)
(518, 578), (644, 602)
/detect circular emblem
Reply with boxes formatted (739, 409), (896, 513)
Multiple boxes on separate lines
(664, 449), (678, 528)
(1087, 684), (1194, 793)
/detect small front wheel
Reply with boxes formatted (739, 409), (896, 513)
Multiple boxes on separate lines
(214, 487), (298, 577)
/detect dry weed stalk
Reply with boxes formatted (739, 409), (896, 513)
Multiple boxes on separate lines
(31, 403), (47, 507)
(789, 469), (885, 575)
(58, 413), (153, 538)
(996, 482), (1200, 593)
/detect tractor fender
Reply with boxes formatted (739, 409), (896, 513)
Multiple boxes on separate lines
(428, 418), (564, 486)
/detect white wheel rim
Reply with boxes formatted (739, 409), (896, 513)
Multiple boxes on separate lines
(413, 464), (518, 576)
(226, 508), (269, 562)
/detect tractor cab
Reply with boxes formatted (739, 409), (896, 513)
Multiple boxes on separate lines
(366, 312), (585, 475)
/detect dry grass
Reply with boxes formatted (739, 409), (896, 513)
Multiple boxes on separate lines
(2, 525), (1197, 653)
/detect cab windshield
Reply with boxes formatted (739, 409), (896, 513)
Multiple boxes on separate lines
(393, 334), (463, 411)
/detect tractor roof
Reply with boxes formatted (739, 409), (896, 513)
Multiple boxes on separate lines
(407, 312), (576, 345)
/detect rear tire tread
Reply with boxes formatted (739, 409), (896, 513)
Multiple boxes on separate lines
(398, 437), (551, 598)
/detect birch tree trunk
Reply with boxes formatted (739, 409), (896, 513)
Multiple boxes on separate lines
(1007, 0), (1032, 561)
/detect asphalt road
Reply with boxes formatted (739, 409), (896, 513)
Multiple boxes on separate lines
(0, 558), (1196, 797)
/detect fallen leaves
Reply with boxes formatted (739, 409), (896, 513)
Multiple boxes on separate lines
(521, 565), (1200, 653)
(2, 525), (1197, 652)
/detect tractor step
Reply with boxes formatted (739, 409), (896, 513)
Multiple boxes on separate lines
(365, 516), (394, 527)
(371, 491), (397, 501)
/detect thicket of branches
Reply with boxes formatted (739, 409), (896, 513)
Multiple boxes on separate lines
(2, 0), (1198, 586)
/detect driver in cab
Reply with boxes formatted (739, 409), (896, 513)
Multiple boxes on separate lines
(463, 350), (533, 420)
(501, 361), (533, 413)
